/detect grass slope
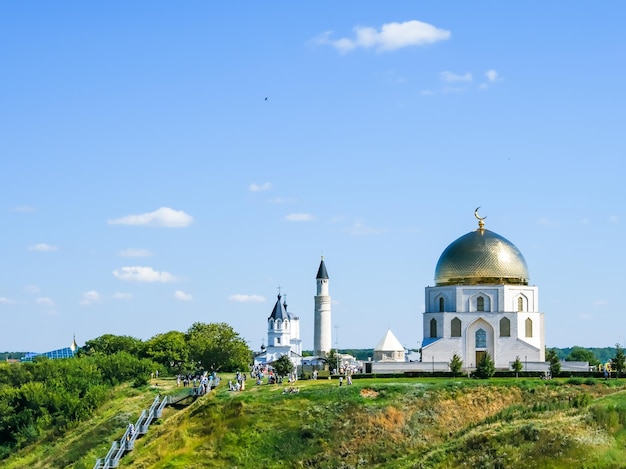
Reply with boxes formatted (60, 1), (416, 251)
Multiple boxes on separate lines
(5, 377), (626, 468)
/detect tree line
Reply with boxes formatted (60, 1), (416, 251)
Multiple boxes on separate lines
(0, 322), (251, 460)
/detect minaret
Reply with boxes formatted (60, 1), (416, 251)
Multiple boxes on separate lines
(314, 256), (331, 357)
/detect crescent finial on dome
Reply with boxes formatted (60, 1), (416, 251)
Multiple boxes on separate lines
(474, 207), (486, 231)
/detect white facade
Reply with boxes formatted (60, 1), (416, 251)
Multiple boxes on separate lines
(422, 284), (544, 369)
(314, 257), (332, 357)
(254, 294), (302, 367)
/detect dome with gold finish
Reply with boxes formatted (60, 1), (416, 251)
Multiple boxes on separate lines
(434, 212), (529, 286)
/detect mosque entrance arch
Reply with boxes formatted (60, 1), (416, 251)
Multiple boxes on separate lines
(466, 318), (494, 368)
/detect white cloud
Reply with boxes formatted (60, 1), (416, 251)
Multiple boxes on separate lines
(229, 294), (266, 303)
(36, 297), (54, 307)
(118, 248), (153, 258)
(478, 70), (501, 90)
(0, 297), (15, 304)
(485, 69), (499, 82)
(108, 207), (193, 228)
(313, 20), (450, 53)
(24, 285), (40, 294)
(13, 205), (35, 213)
(114, 292), (133, 300)
(174, 290), (193, 302)
(343, 221), (386, 236)
(249, 182), (272, 192)
(28, 243), (59, 252)
(285, 213), (315, 222)
(112, 266), (176, 283)
(440, 71), (472, 83)
(609, 215), (619, 223)
(80, 290), (100, 305)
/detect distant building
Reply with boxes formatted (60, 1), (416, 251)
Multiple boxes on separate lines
(373, 329), (405, 362)
(254, 294), (302, 368)
(21, 335), (79, 362)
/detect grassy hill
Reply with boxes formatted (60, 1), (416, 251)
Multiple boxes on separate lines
(4, 376), (626, 468)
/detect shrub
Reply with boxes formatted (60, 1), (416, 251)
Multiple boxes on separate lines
(571, 393), (591, 408)
(475, 353), (495, 379)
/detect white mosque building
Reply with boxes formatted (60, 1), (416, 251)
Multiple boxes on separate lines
(421, 212), (545, 370)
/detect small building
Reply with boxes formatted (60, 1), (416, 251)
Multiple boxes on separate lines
(21, 336), (79, 362)
(373, 329), (405, 362)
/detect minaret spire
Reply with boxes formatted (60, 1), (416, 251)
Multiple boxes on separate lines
(314, 256), (331, 357)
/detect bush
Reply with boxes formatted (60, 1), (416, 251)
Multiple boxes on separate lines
(571, 393), (591, 408)
(475, 353), (495, 379)
(133, 374), (149, 388)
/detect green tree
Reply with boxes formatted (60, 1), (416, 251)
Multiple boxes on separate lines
(187, 322), (251, 372)
(324, 349), (340, 373)
(546, 348), (561, 377)
(611, 344), (626, 379)
(449, 353), (463, 377)
(273, 354), (294, 378)
(566, 346), (600, 366)
(81, 334), (144, 357)
(511, 356), (523, 378)
(144, 331), (189, 372)
(475, 353), (495, 379)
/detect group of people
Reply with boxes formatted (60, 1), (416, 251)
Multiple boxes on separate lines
(228, 371), (247, 391)
(176, 371), (219, 395)
(338, 374), (353, 386)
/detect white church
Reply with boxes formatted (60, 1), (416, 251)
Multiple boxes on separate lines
(253, 293), (303, 367)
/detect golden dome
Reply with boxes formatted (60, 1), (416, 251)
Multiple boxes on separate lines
(434, 226), (529, 286)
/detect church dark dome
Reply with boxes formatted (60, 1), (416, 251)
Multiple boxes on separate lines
(434, 225), (529, 286)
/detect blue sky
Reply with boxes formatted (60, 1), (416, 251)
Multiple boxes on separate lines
(1, 2), (625, 353)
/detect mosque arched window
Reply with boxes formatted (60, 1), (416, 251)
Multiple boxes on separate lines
(525, 318), (533, 338)
(518, 297), (524, 312)
(477, 296), (485, 312)
(500, 317), (511, 337)
(451, 317), (461, 337)
(475, 329), (487, 348)
(430, 318), (437, 338)
(439, 297), (445, 312)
